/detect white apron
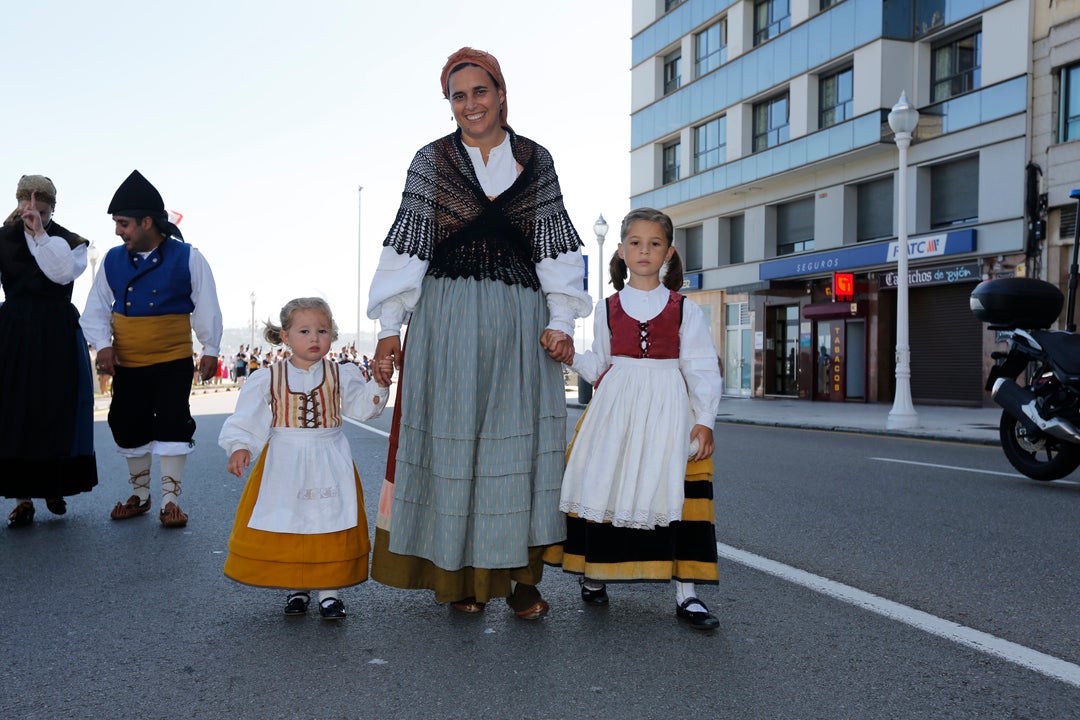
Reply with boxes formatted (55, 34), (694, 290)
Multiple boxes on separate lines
(247, 426), (359, 534)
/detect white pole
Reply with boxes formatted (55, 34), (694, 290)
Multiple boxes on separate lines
(362, 185), (367, 351)
(888, 123), (918, 428)
(249, 292), (255, 351)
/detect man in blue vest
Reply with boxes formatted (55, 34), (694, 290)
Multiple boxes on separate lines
(81, 170), (222, 528)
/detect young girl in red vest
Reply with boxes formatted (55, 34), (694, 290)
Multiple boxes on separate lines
(545, 208), (723, 630)
(219, 298), (392, 620)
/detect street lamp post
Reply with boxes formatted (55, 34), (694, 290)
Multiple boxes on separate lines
(593, 214), (609, 305)
(249, 291), (256, 351)
(362, 184), (367, 349)
(887, 92), (919, 430)
(87, 243), (100, 279)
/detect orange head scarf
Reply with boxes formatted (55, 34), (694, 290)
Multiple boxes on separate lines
(440, 47), (509, 129)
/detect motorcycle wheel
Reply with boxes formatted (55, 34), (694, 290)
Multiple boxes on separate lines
(998, 410), (1080, 481)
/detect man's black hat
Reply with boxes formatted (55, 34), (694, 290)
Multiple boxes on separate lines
(107, 170), (183, 240)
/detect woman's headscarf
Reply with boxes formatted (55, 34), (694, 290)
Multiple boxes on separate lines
(440, 47), (509, 128)
(16, 175), (57, 207)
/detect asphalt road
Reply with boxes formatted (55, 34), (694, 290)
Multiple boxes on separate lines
(2, 392), (1079, 719)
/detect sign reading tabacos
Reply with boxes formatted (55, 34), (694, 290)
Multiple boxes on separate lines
(887, 234), (947, 262)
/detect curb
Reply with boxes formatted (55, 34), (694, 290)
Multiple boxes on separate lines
(566, 401), (1000, 447)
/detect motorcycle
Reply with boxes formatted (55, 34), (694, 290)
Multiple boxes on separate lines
(970, 201), (1080, 480)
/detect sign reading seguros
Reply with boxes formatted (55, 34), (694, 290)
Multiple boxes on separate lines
(758, 229), (975, 281)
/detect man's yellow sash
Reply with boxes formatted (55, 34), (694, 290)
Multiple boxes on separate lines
(112, 313), (193, 368)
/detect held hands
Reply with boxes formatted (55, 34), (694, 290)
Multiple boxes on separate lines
(227, 449), (251, 478)
(373, 356), (395, 391)
(689, 424), (714, 462)
(373, 335), (400, 386)
(540, 329), (575, 364)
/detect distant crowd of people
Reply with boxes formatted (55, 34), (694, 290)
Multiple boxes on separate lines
(189, 345), (375, 388)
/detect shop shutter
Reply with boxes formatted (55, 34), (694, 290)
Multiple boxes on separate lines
(908, 282), (985, 406)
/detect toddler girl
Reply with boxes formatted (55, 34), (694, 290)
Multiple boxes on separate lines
(219, 297), (392, 619)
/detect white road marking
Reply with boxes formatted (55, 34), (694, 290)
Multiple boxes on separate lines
(870, 457), (1025, 477)
(344, 417), (389, 438)
(871, 457), (1080, 485)
(347, 418), (1079, 684)
(717, 543), (1080, 689)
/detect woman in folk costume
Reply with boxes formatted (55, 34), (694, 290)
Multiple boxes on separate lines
(219, 298), (392, 620)
(0, 175), (98, 527)
(545, 208), (724, 631)
(368, 47), (589, 619)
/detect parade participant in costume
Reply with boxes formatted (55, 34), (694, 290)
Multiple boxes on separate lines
(219, 298), (393, 620)
(0, 175), (98, 527)
(368, 47), (588, 619)
(544, 208), (723, 631)
(81, 170), (222, 528)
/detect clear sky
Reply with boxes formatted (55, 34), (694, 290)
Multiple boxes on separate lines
(6, 0), (631, 352)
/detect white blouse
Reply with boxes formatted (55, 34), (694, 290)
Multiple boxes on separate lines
(16, 230), (88, 286)
(367, 132), (591, 338)
(571, 284), (722, 428)
(218, 360), (389, 458)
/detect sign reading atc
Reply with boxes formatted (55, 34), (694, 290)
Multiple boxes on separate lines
(832, 272), (854, 303)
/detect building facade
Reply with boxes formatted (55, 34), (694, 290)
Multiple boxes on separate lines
(630, 0), (1046, 406)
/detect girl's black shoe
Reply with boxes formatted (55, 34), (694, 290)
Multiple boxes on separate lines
(676, 597), (719, 631)
(284, 593), (310, 616)
(579, 578), (609, 606)
(319, 597), (347, 620)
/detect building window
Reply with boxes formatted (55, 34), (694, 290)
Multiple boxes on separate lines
(856, 177), (893, 242)
(819, 67), (853, 128)
(753, 94), (789, 152)
(1060, 63), (1080, 142)
(820, 0), (843, 9)
(777, 197), (814, 256)
(932, 30), (981, 102)
(684, 225), (703, 271)
(695, 20), (727, 77)
(693, 116), (726, 173)
(663, 49), (682, 95)
(728, 215), (745, 264)
(754, 0), (791, 46)
(662, 140), (681, 185)
(665, 0), (684, 11)
(930, 156), (978, 228)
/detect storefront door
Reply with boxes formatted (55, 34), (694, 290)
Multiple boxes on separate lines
(724, 301), (752, 397)
(814, 320), (844, 401)
(812, 318), (867, 401)
(767, 305), (799, 396)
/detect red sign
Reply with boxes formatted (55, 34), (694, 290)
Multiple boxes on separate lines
(832, 272), (855, 302)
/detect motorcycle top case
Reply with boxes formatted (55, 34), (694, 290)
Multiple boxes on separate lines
(969, 277), (1063, 328)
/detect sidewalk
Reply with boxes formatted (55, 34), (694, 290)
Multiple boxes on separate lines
(570, 394), (1002, 446)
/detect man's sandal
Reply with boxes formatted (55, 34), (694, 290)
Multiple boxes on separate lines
(110, 495), (150, 520)
(111, 469), (151, 520)
(159, 502), (188, 528)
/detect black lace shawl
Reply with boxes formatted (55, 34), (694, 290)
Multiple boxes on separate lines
(383, 129), (582, 290)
